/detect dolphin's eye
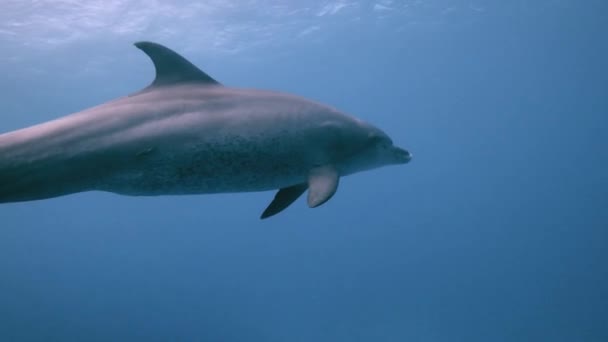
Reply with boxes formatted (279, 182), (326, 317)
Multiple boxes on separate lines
(368, 134), (392, 150)
(368, 133), (383, 145)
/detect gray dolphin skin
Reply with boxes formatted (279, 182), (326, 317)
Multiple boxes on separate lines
(0, 42), (411, 218)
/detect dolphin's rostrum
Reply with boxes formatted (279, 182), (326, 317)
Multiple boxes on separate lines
(0, 42), (411, 218)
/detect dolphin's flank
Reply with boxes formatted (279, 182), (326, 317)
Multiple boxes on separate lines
(0, 42), (411, 218)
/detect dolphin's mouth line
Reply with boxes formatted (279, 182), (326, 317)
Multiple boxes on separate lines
(393, 146), (412, 164)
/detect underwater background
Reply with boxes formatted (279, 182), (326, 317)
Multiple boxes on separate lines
(0, 1), (607, 341)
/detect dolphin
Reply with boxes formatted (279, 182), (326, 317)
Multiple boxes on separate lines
(0, 42), (411, 218)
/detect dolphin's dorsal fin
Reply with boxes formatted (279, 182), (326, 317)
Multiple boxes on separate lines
(134, 41), (220, 88)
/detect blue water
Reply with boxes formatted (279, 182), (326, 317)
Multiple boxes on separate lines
(1, 1), (607, 341)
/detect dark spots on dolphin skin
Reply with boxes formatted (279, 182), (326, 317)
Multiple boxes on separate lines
(169, 133), (304, 189)
(135, 147), (156, 158)
(103, 131), (308, 195)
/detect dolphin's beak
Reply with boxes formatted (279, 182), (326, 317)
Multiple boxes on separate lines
(393, 146), (412, 164)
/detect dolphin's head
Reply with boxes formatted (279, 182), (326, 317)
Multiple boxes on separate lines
(335, 119), (412, 175)
(366, 129), (412, 165)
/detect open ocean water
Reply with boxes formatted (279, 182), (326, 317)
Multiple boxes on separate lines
(0, 1), (607, 341)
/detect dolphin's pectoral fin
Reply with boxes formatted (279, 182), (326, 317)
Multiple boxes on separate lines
(307, 165), (339, 208)
(134, 41), (221, 88)
(261, 183), (308, 219)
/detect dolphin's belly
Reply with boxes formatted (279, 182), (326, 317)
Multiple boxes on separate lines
(97, 133), (314, 196)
